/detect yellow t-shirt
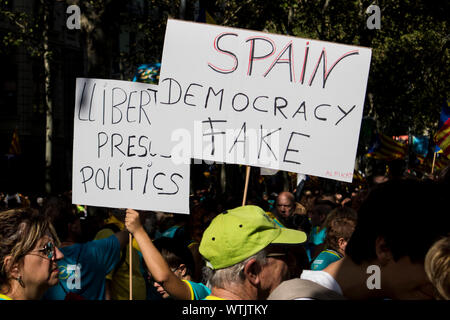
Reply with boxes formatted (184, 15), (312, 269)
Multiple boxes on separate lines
(266, 211), (286, 228)
(203, 295), (226, 300)
(0, 293), (12, 300)
(94, 228), (146, 300)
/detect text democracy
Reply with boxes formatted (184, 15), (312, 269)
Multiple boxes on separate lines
(160, 77), (357, 126)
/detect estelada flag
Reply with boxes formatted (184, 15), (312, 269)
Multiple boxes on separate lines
(434, 118), (450, 159)
(9, 128), (21, 155)
(434, 100), (450, 153)
(366, 133), (407, 161)
(196, 1), (216, 24)
(435, 153), (450, 171)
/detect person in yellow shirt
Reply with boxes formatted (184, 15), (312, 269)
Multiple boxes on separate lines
(94, 209), (146, 300)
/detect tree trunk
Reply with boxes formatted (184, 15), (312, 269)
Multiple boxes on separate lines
(42, 0), (52, 194)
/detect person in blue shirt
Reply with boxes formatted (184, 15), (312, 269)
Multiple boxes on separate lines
(125, 209), (210, 300)
(306, 200), (336, 261)
(43, 233), (128, 300)
(43, 204), (128, 300)
(311, 207), (357, 270)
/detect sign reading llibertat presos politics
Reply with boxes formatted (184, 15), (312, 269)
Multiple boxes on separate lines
(157, 19), (372, 182)
(72, 78), (189, 214)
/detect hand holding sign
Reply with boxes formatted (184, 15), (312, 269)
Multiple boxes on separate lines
(125, 208), (142, 234)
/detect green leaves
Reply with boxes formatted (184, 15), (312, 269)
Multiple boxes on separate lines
(1, 0), (446, 137)
(0, 0), (45, 57)
(213, 0), (448, 136)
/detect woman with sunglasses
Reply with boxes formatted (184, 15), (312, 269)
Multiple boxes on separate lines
(0, 207), (64, 300)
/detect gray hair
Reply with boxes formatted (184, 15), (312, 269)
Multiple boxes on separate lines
(202, 249), (268, 289)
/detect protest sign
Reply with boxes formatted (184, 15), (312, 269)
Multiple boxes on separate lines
(72, 78), (189, 214)
(157, 19), (372, 182)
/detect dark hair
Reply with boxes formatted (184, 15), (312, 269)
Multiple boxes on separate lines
(321, 179), (337, 196)
(311, 199), (336, 229)
(188, 204), (217, 243)
(44, 196), (78, 242)
(345, 179), (449, 264)
(325, 217), (357, 252)
(153, 237), (195, 277)
(324, 206), (357, 229)
(314, 199), (338, 209)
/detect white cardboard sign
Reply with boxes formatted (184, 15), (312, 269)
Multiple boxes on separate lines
(72, 78), (189, 214)
(157, 19), (372, 182)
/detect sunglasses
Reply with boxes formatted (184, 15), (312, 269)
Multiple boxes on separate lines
(266, 252), (288, 258)
(266, 247), (292, 260)
(28, 241), (56, 260)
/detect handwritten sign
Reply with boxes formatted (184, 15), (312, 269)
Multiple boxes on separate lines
(72, 78), (189, 214)
(156, 19), (372, 182)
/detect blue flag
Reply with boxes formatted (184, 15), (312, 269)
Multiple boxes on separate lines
(132, 63), (161, 85)
(411, 136), (429, 157)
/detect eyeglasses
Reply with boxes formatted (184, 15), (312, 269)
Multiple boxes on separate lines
(266, 247), (295, 261)
(266, 252), (288, 258)
(171, 266), (181, 273)
(28, 241), (56, 260)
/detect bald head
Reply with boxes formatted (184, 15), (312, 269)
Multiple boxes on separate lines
(276, 192), (295, 220)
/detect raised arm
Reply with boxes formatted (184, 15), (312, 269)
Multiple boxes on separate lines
(125, 209), (192, 300)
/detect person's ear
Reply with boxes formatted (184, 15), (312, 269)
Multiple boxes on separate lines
(337, 238), (347, 252)
(243, 258), (261, 286)
(375, 236), (393, 266)
(3, 256), (20, 279)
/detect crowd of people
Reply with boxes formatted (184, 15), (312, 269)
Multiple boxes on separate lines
(0, 164), (449, 301)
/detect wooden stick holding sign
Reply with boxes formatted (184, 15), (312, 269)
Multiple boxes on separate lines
(129, 233), (133, 300)
(431, 152), (437, 174)
(242, 166), (251, 206)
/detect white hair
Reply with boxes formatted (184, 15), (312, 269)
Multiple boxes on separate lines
(202, 249), (268, 289)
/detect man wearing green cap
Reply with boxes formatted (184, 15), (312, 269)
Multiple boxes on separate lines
(199, 205), (307, 300)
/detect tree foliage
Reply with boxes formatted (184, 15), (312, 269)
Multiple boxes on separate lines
(0, 0), (45, 57)
(2, 0), (448, 135)
(208, 0), (449, 136)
